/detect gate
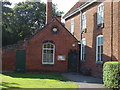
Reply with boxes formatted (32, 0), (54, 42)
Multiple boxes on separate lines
(16, 50), (26, 72)
(68, 50), (78, 72)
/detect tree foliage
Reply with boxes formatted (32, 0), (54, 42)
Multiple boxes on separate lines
(2, 1), (15, 46)
(2, 1), (64, 46)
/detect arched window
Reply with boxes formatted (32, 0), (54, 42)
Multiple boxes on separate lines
(96, 35), (103, 63)
(42, 42), (55, 64)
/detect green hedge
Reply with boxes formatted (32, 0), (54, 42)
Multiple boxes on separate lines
(103, 61), (120, 88)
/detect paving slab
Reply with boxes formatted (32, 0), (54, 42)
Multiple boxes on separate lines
(61, 73), (105, 88)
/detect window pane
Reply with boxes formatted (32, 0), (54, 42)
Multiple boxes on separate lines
(44, 44), (47, 48)
(83, 45), (85, 54)
(43, 50), (47, 53)
(98, 53), (100, 61)
(81, 38), (86, 61)
(42, 43), (54, 64)
(82, 13), (86, 29)
(98, 7), (100, 12)
(51, 45), (54, 48)
(101, 5), (104, 11)
(101, 37), (103, 45)
(97, 13), (100, 24)
(96, 35), (103, 62)
(101, 54), (103, 61)
(101, 46), (103, 53)
(71, 19), (74, 34)
(98, 46), (100, 53)
(101, 46), (103, 61)
(47, 44), (51, 48)
(97, 4), (104, 25)
(49, 54), (53, 62)
(43, 54), (47, 62)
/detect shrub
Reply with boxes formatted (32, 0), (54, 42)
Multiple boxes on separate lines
(103, 61), (120, 88)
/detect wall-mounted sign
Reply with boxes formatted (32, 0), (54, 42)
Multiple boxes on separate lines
(58, 55), (65, 61)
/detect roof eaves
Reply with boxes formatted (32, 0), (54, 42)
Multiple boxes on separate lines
(28, 18), (56, 40)
(27, 17), (78, 42)
(55, 17), (78, 41)
(63, 0), (97, 20)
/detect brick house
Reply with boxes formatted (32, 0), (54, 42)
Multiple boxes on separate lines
(2, 0), (120, 78)
(2, 0), (79, 73)
(63, 0), (120, 77)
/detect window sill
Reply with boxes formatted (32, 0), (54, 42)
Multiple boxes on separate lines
(80, 60), (85, 62)
(96, 61), (103, 64)
(42, 63), (54, 66)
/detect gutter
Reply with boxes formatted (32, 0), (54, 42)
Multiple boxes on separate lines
(63, 0), (98, 20)
(111, 1), (113, 61)
(80, 11), (83, 44)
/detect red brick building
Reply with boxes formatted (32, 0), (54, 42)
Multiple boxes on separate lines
(63, 0), (120, 77)
(2, 0), (120, 78)
(2, 0), (79, 73)
(25, 16), (79, 73)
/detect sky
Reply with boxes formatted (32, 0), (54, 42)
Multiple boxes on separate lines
(9, 0), (79, 16)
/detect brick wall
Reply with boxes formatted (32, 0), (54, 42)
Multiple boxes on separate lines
(2, 19), (78, 73)
(112, 2), (119, 61)
(65, 17), (72, 32)
(2, 42), (25, 72)
(80, 2), (104, 78)
(64, 2), (120, 78)
(26, 18), (79, 73)
(2, 49), (16, 72)
(103, 2), (112, 61)
(65, 13), (81, 41)
(118, 1), (120, 61)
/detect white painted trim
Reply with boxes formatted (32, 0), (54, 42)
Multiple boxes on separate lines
(63, 0), (98, 20)
(80, 11), (82, 32)
(81, 12), (86, 30)
(98, 3), (104, 8)
(42, 42), (55, 65)
(96, 35), (103, 63)
(70, 18), (74, 34)
(97, 3), (104, 25)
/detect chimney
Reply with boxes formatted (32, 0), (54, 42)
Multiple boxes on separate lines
(46, 0), (52, 24)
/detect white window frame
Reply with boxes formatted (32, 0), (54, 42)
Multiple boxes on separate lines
(70, 18), (74, 34)
(81, 12), (86, 30)
(81, 38), (86, 61)
(97, 3), (104, 25)
(96, 35), (103, 63)
(42, 42), (55, 64)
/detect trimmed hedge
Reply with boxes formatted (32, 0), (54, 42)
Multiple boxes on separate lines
(103, 61), (120, 88)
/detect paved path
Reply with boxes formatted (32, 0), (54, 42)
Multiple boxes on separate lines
(61, 73), (105, 88)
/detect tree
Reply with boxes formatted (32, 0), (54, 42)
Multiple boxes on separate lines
(52, 4), (64, 17)
(13, 2), (46, 38)
(2, 1), (64, 46)
(13, 2), (64, 39)
(2, 1), (15, 46)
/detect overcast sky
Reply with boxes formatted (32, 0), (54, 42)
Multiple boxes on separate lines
(9, 0), (79, 16)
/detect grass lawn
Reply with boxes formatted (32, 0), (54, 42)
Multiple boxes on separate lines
(0, 73), (78, 88)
